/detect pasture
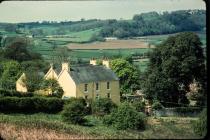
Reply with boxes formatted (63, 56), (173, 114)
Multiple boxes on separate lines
(29, 31), (205, 72)
(45, 28), (101, 43)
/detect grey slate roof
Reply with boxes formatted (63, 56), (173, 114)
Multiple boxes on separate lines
(69, 65), (119, 84)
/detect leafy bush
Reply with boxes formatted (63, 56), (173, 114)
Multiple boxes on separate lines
(0, 89), (34, 97)
(0, 97), (64, 113)
(152, 100), (164, 110)
(64, 97), (86, 106)
(64, 97), (91, 115)
(193, 108), (207, 137)
(103, 102), (146, 130)
(40, 79), (64, 98)
(61, 99), (86, 124)
(92, 98), (116, 116)
(132, 100), (146, 112)
(174, 107), (202, 114)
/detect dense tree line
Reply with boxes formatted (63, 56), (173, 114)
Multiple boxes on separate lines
(99, 10), (206, 38)
(0, 37), (49, 91)
(1, 10), (204, 39)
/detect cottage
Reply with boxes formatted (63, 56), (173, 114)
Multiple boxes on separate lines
(56, 60), (120, 104)
(16, 59), (120, 104)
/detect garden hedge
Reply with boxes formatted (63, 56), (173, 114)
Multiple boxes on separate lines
(0, 97), (64, 113)
(0, 89), (34, 97)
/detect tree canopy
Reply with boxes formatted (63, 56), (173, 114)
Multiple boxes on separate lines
(141, 32), (206, 106)
(110, 58), (141, 94)
(0, 60), (22, 90)
(99, 10), (205, 39)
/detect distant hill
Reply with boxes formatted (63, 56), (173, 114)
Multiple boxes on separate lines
(0, 9), (206, 42)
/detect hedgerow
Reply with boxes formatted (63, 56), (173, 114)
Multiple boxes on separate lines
(0, 97), (64, 113)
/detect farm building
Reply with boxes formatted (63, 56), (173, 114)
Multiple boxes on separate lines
(16, 59), (120, 104)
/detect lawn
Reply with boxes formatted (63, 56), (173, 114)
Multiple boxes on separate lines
(0, 113), (201, 139)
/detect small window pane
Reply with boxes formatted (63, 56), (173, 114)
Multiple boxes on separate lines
(96, 83), (99, 90)
(107, 82), (110, 89)
(84, 84), (88, 92)
(107, 93), (110, 98)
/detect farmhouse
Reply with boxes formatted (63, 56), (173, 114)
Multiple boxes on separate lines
(16, 59), (120, 104)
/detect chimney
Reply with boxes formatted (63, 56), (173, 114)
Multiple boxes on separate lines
(62, 62), (69, 71)
(50, 63), (53, 69)
(90, 58), (97, 65)
(102, 58), (110, 68)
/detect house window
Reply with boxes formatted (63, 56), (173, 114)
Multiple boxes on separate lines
(107, 82), (110, 89)
(107, 93), (110, 98)
(96, 82), (99, 91)
(85, 95), (88, 100)
(84, 84), (88, 92)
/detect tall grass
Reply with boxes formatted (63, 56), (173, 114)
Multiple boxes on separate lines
(0, 113), (201, 139)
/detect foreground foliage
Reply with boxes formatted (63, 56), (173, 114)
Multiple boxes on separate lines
(0, 97), (64, 113)
(103, 102), (146, 130)
(0, 113), (201, 139)
(91, 98), (116, 116)
(61, 99), (86, 124)
(193, 108), (207, 137)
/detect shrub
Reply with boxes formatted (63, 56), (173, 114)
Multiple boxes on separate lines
(132, 100), (146, 112)
(103, 102), (146, 130)
(64, 97), (86, 106)
(61, 99), (86, 124)
(40, 79), (64, 98)
(174, 107), (202, 114)
(0, 89), (34, 97)
(0, 97), (64, 113)
(193, 108), (207, 137)
(152, 100), (164, 110)
(92, 98), (116, 116)
(64, 97), (91, 115)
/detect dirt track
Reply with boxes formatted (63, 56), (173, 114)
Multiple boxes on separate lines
(67, 40), (155, 50)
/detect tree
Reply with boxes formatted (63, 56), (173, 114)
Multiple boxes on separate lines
(142, 32), (206, 106)
(4, 24), (17, 32)
(0, 35), (2, 47)
(61, 99), (86, 124)
(3, 40), (42, 62)
(103, 102), (146, 130)
(110, 58), (141, 94)
(21, 60), (49, 74)
(24, 69), (43, 92)
(0, 60), (22, 90)
(40, 78), (64, 98)
(92, 98), (116, 116)
(55, 47), (71, 63)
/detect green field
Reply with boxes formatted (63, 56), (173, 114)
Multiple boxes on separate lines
(0, 113), (201, 139)
(45, 28), (101, 43)
(138, 32), (206, 47)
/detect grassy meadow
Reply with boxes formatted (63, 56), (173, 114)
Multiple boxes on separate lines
(0, 113), (201, 139)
